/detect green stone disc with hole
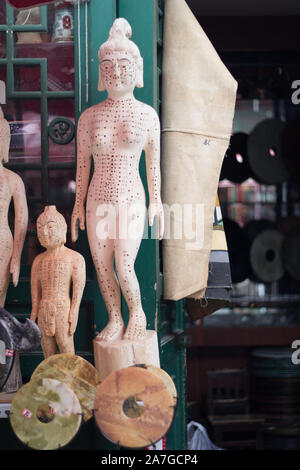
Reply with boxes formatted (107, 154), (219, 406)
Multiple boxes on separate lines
(9, 377), (82, 450)
(31, 354), (101, 422)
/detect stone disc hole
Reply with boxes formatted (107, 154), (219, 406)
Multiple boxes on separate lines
(266, 249), (276, 262)
(36, 404), (55, 424)
(123, 396), (145, 418)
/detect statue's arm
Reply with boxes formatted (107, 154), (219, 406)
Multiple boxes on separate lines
(71, 110), (92, 242)
(30, 255), (42, 323)
(10, 172), (29, 286)
(69, 253), (86, 335)
(144, 108), (164, 239)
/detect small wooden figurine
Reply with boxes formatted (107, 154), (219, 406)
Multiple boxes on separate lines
(30, 205), (86, 358)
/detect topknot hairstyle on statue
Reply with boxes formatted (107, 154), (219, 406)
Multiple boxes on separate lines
(98, 18), (140, 61)
(97, 18), (144, 91)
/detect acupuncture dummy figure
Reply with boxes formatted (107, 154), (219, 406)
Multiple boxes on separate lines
(30, 205), (86, 358)
(71, 19), (164, 342)
(0, 111), (28, 308)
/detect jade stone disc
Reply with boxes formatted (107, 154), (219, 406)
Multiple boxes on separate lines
(31, 354), (101, 422)
(94, 365), (177, 449)
(10, 377), (82, 450)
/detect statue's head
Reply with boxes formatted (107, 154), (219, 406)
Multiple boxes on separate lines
(0, 111), (11, 164)
(97, 18), (143, 93)
(37, 205), (67, 249)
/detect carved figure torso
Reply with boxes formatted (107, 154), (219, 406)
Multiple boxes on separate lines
(34, 248), (80, 336)
(81, 97), (160, 207)
(39, 258), (72, 300)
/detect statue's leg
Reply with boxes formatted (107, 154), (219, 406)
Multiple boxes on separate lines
(0, 270), (10, 308)
(87, 207), (124, 341)
(115, 205), (147, 340)
(52, 303), (75, 354)
(40, 334), (57, 358)
(0, 245), (13, 307)
(95, 238), (125, 341)
(55, 328), (75, 355)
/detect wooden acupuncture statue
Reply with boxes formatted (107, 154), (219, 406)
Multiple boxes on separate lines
(0, 111), (28, 308)
(30, 205), (86, 358)
(71, 18), (163, 379)
(0, 111), (28, 393)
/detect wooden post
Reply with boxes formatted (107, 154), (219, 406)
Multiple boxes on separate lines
(93, 330), (160, 381)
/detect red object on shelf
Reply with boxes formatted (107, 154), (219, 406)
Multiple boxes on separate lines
(145, 436), (166, 450)
(6, 0), (56, 9)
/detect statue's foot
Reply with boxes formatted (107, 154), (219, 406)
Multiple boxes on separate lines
(123, 311), (147, 341)
(96, 319), (125, 342)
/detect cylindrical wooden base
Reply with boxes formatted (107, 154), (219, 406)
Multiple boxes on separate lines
(93, 330), (160, 381)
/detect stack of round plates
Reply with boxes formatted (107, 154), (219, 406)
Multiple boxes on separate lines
(250, 348), (300, 437)
(251, 348), (300, 379)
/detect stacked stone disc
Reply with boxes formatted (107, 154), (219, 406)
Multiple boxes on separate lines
(250, 347), (300, 449)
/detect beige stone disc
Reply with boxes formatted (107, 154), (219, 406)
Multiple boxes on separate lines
(10, 377), (82, 450)
(94, 365), (177, 449)
(31, 354), (101, 422)
(133, 364), (178, 408)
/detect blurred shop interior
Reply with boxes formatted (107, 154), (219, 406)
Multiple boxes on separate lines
(185, 0), (300, 451)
